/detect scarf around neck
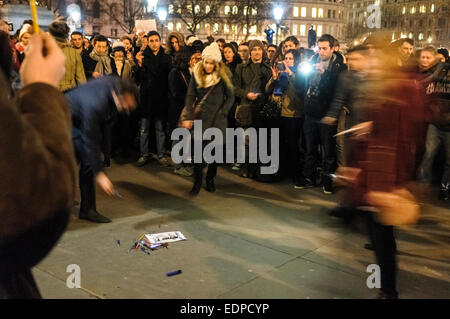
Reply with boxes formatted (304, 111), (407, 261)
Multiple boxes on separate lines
(90, 49), (112, 75)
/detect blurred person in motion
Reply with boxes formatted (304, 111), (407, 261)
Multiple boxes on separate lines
(415, 47), (450, 200)
(333, 41), (425, 299)
(66, 76), (138, 223)
(0, 32), (77, 298)
(180, 42), (235, 195)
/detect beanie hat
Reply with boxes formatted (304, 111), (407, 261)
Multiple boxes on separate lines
(201, 42), (222, 63)
(49, 20), (70, 40)
(19, 24), (32, 40)
(249, 39), (264, 53)
(112, 41), (126, 53)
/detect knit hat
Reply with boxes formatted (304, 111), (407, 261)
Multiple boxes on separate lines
(249, 39), (264, 53)
(112, 41), (126, 53)
(201, 42), (222, 63)
(19, 24), (32, 40)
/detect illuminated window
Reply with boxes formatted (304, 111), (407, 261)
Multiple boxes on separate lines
(410, 7), (415, 14)
(214, 23), (219, 32)
(187, 4), (192, 13)
(312, 8), (317, 18)
(168, 4), (174, 14)
(232, 6), (238, 15)
(418, 33), (424, 40)
(317, 25), (322, 36)
(293, 6), (299, 17)
(408, 32), (413, 39)
(176, 23), (181, 31)
(224, 24), (230, 33)
(194, 5), (200, 13)
(205, 23), (210, 31)
(196, 24), (200, 31)
(402, 6), (406, 14)
(293, 24), (298, 35)
(244, 6), (248, 15)
(206, 6), (210, 14)
(168, 23), (173, 31)
(252, 8), (257, 15)
(431, 4), (435, 12)
(224, 6), (230, 15)
(318, 8), (324, 18)
(420, 5), (426, 13)
(300, 24), (306, 36)
(301, 7), (307, 17)
(250, 25), (257, 34)
(232, 25), (238, 34)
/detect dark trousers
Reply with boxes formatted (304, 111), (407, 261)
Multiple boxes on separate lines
(73, 128), (96, 213)
(101, 122), (112, 162)
(280, 116), (304, 183)
(368, 215), (398, 296)
(193, 162), (218, 182)
(303, 116), (337, 179)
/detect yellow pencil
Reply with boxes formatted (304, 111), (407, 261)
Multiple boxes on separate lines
(29, 0), (39, 34)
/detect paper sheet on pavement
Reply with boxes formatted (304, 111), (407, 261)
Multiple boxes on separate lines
(145, 231), (187, 244)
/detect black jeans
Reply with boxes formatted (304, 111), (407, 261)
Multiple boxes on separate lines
(73, 128), (97, 213)
(280, 116), (304, 183)
(303, 116), (337, 179)
(193, 163), (218, 182)
(368, 215), (398, 296)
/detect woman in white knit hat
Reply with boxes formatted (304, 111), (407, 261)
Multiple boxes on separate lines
(180, 42), (235, 195)
(16, 23), (32, 65)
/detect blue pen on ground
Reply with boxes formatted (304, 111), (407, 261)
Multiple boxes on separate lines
(114, 189), (123, 199)
(116, 240), (121, 247)
(166, 270), (182, 277)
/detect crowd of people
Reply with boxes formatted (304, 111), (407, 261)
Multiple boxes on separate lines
(0, 16), (449, 298)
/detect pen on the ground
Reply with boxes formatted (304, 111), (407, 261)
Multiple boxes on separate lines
(166, 270), (182, 277)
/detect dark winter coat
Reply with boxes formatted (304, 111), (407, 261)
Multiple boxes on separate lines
(182, 68), (235, 136)
(303, 52), (347, 119)
(81, 50), (98, 79)
(233, 59), (272, 105)
(65, 75), (120, 175)
(135, 47), (172, 118)
(168, 67), (191, 129)
(0, 72), (76, 297)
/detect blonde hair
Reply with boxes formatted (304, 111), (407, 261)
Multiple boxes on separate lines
(197, 60), (233, 89)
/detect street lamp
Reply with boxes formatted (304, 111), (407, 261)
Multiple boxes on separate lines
(273, 6), (284, 46)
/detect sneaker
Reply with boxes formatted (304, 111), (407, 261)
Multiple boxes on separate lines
(439, 183), (450, 201)
(232, 163), (242, 171)
(136, 155), (150, 167)
(294, 177), (314, 189)
(174, 166), (194, 177)
(322, 176), (334, 194)
(158, 156), (173, 167)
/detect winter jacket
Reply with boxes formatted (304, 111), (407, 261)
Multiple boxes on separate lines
(165, 31), (186, 60)
(65, 76), (121, 175)
(0, 71), (76, 296)
(182, 65), (235, 136)
(55, 38), (86, 92)
(135, 47), (172, 118)
(168, 67), (191, 130)
(303, 52), (347, 119)
(416, 62), (450, 131)
(233, 59), (272, 105)
(326, 70), (370, 127)
(265, 72), (304, 118)
(81, 50), (98, 79)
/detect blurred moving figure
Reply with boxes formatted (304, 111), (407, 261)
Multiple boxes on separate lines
(333, 41), (426, 299)
(66, 76), (137, 223)
(415, 47), (450, 200)
(0, 33), (76, 298)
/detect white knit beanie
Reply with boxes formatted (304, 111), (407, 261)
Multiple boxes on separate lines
(202, 42), (222, 63)
(112, 41), (125, 52)
(19, 24), (32, 40)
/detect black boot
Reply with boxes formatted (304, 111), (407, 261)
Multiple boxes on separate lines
(190, 164), (203, 196)
(79, 209), (111, 223)
(205, 178), (216, 192)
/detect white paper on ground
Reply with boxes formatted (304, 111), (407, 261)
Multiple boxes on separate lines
(145, 231), (187, 244)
